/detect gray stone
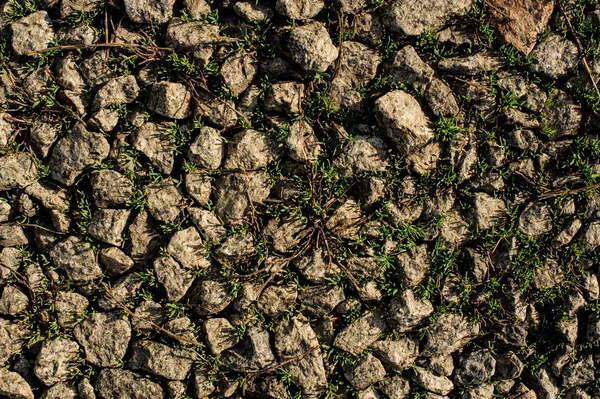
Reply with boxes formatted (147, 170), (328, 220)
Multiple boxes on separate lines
(55, 291), (88, 328)
(425, 78), (459, 117)
(221, 53), (258, 96)
(148, 81), (193, 119)
(123, 0), (175, 24)
(98, 272), (142, 311)
(233, 1), (273, 23)
(214, 171), (271, 225)
(295, 248), (340, 284)
(131, 300), (166, 335)
(378, 376), (410, 399)
(129, 340), (196, 380)
(194, 92), (237, 128)
(0, 225), (28, 247)
(578, 219), (600, 252)
(96, 369), (163, 399)
(423, 313), (480, 356)
(386, 45), (434, 90)
(185, 172), (212, 206)
(469, 192), (507, 230)
(154, 255), (195, 302)
(73, 312), (131, 367)
(224, 129), (282, 170)
(375, 90), (434, 155)
(438, 53), (503, 75)
(265, 81), (305, 113)
(93, 75), (139, 111)
(0, 318), (27, 364)
(204, 318), (236, 354)
(167, 226), (210, 270)
(50, 236), (102, 284)
(0, 152), (37, 191)
(91, 169), (132, 209)
(345, 353), (386, 390)
(299, 285), (345, 318)
(388, 289), (434, 332)
(11, 11), (54, 56)
(184, 0), (211, 19)
(454, 349), (496, 386)
(215, 232), (254, 260)
(337, 41), (381, 87)
(274, 317), (327, 395)
(223, 326), (275, 372)
(193, 279), (233, 315)
(494, 352), (523, 380)
(276, 0), (324, 19)
(519, 202), (553, 237)
(0, 285), (28, 316)
(288, 21), (338, 73)
(530, 33), (578, 79)
(412, 366), (454, 395)
(132, 122), (175, 175)
(257, 285), (298, 318)
(88, 208), (130, 246)
(396, 244), (430, 287)
(34, 339), (80, 386)
(145, 179), (184, 222)
(0, 368), (34, 399)
(286, 120), (321, 163)
(541, 90), (582, 140)
(335, 136), (388, 178)
(188, 207), (227, 244)
(562, 355), (595, 389)
(166, 18), (219, 63)
(49, 123), (110, 186)
(188, 126), (224, 170)
(383, 0), (474, 36)
(373, 336), (419, 371)
(334, 311), (386, 355)
(99, 246), (135, 276)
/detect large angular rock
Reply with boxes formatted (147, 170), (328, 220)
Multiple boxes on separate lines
(204, 318), (235, 355)
(214, 171), (271, 225)
(129, 340), (196, 380)
(334, 311), (386, 355)
(288, 21), (338, 73)
(188, 126), (224, 170)
(373, 336), (419, 371)
(93, 75), (139, 110)
(88, 209), (130, 246)
(123, 0), (175, 24)
(386, 45), (434, 90)
(49, 124), (110, 186)
(166, 18), (219, 63)
(73, 312), (131, 367)
(0, 368), (34, 399)
(96, 369), (163, 399)
(578, 220), (600, 252)
(154, 256), (195, 302)
(299, 285), (345, 318)
(412, 366), (454, 395)
(454, 349), (496, 386)
(0, 318), (27, 364)
(132, 122), (175, 175)
(344, 353), (386, 390)
(487, 0), (555, 54)
(383, 0), (474, 36)
(55, 291), (89, 328)
(286, 120), (321, 163)
(192, 279), (233, 315)
(223, 326), (275, 372)
(167, 226), (210, 271)
(274, 317), (327, 396)
(11, 11), (55, 56)
(148, 81), (193, 119)
(49, 236), (102, 285)
(541, 90), (582, 140)
(34, 339), (80, 386)
(276, 0), (324, 19)
(91, 169), (133, 208)
(0, 152), (37, 191)
(335, 136), (388, 178)
(530, 33), (578, 79)
(221, 53), (258, 96)
(375, 90), (434, 155)
(388, 289), (434, 332)
(423, 313), (480, 356)
(518, 202), (553, 237)
(469, 192), (507, 230)
(145, 179), (184, 222)
(224, 129), (282, 170)
(0, 285), (28, 316)
(128, 210), (164, 262)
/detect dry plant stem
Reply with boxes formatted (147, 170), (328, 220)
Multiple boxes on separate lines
(538, 182), (600, 200)
(557, 0), (600, 99)
(29, 42), (174, 56)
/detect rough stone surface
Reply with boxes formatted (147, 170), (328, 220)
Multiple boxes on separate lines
(383, 0), (474, 36)
(73, 312), (131, 367)
(288, 21), (339, 73)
